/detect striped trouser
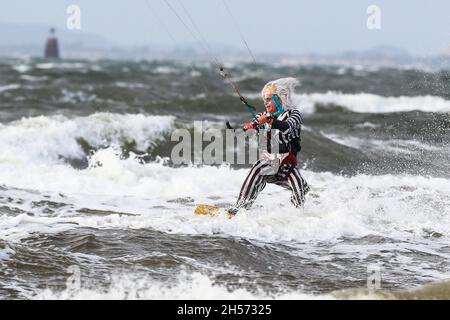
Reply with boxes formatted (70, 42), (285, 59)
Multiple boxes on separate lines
(234, 159), (310, 210)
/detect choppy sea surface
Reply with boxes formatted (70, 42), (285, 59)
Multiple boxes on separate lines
(0, 58), (449, 299)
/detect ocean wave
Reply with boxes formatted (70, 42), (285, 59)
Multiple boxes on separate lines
(294, 92), (450, 114)
(244, 91), (450, 114)
(12, 64), (31, 73)
(153, 66), (180, 75)
(0, 155), (448, 243)
(31, 270), (450, 300)
(35, 62), (88, 70)
(0, 113), (174, 165)
(33, 271), (327, 300)
(0, 84), (21, 93)
(322, 133), (443, 153)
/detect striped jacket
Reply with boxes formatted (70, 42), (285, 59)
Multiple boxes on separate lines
(252, 109), (303, 155)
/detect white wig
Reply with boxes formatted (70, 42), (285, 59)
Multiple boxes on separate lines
(261, 77), (300, 110)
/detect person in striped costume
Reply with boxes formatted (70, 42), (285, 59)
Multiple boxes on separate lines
(228, 78), (310, 215)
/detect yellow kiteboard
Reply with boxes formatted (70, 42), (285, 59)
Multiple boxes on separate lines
(194, 204), (235, 219)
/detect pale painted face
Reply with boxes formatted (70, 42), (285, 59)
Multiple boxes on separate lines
(263, 92), (278, 114)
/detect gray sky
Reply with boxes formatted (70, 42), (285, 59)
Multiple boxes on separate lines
(1, 0), (449, 56)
